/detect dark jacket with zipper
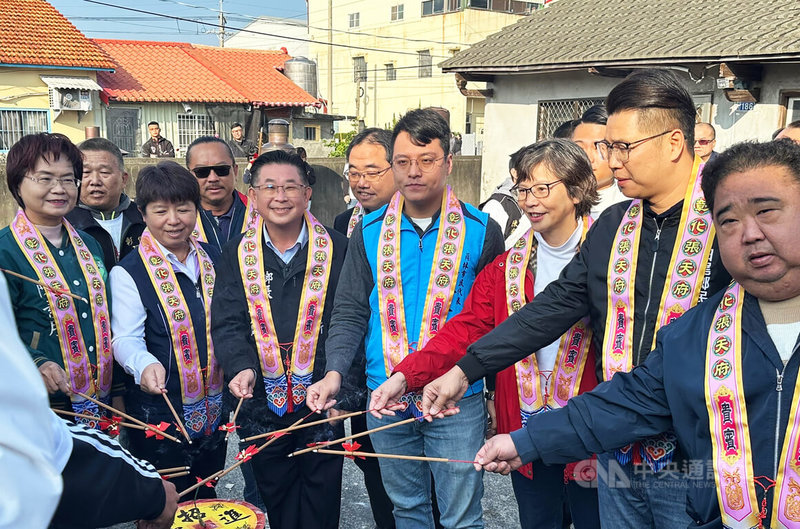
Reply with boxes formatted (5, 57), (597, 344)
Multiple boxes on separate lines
(211, 226), (348, 433)
(458, 198), (732, 384)
(511, 290), (797, 528)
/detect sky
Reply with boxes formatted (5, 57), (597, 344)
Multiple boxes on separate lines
(48, 0), (308, 46)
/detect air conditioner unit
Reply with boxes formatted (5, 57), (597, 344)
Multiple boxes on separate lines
(50, 88), (92, 111)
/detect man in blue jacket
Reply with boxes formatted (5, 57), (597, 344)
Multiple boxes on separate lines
(475, 139), (800, 529)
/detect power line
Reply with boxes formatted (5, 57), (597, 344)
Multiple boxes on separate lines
(82, 0), (454, 58)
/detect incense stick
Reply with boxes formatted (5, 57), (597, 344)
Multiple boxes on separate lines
(161, 470), (190, 479)
(313, 449), (477, 465)
(241, 406), (393, 443)
(162, 392), (192, 444)
(156, 466), (191, 474)
(73, 391), (182, 444)
(1, 268), (88, 303)
(53, 408), (147, 430)
(225, 396), (245, 442)
(178, 409), (316, 497)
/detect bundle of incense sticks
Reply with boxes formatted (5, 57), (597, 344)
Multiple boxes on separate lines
(313, 449), (478, 465)
(73, 391), (182, 444)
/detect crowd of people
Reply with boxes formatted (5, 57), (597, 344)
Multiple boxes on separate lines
(3, 67), (800, 529)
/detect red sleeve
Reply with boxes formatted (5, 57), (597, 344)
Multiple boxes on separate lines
(394, 254), (505, 391)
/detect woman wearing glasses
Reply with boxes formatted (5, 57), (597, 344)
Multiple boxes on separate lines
(0, 133), (116, 421)
(369, 139), (602, 529)
(211, 150), (348, 529)
(109, 161), (226, 497)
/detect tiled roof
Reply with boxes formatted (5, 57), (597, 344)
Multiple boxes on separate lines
(441, 0), (800, 75)
(0, 0), (115, 70)
(94, 40), (318, 107)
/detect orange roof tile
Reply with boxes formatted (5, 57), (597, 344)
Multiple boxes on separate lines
(0, 0), (115, 70)
(94, 39), (318, 108)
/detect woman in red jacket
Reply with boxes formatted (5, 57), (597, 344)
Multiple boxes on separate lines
(370, 139), (601, 529)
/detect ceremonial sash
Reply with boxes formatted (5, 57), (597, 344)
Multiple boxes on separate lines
(706, 282), (800, 528)
(138, 231), (223, 438)
(378, 187), (465, 418)
(192, 199), (258, 243)
(239, 212), (332, 416)
(346, 202), (364, 238)
(506, 219), (593, 426)
(11, 210), (112, 426)
(605, 158), (713, 470)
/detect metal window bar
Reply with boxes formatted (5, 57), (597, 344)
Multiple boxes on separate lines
(418, 51), (432, 78)
(353, 57), (367, 83)
(177, 114), (215, 150)
(0, 110), (49, 150)
(536, 98), (605, 140)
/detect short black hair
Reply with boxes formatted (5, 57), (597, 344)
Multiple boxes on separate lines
(552, 119), (579, 139)
(787, 120), (800, 130)
(231, 122), (243, 129)
(346, 128), (392, 163)
(78, 137), (125, 171)
(512, 139), (598, 218)
(606, 69), (696, 146)
(6, 133), (83, 208)
(136, 161), (201, 213)
(579, 105), (608, 126)
(185, 136), (236, 167)
(392, 108), (450, 158)
(702, 140), (800, 214)
(147, 121), (159, 127)
(249, 149), (315, 187)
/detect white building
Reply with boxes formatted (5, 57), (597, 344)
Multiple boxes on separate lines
(226, 16), (309, 58)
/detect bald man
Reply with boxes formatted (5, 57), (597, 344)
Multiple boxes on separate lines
(693, 122), (718, 163)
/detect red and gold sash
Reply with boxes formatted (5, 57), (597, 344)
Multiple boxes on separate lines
(11, 210), (112, 426)
(138, 231), (223, 437)
(378, 188), (464, 418)
(347, 202), (364, 238)
(506, 219), (593, 425)
(239, 212), (332, 416)
(706, 282), (800, 528)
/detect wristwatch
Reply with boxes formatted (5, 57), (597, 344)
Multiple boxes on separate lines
(485, 391), (495, 401)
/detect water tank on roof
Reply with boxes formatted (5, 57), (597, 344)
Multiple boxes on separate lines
(284, 57), (318, 99)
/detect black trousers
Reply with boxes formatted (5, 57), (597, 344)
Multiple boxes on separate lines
(350, 413), (396, 529)
(249, 421), (344, 529)
(127, 425), (227, 499)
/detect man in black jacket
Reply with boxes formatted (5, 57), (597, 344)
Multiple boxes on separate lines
(140, 121), (175, 158)
(66, 137), (145, 268)
(424, 69), (732, 529)
(211, 150), (346, 529)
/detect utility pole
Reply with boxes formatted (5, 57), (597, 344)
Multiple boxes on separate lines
(373, 65), (377, 126)
(218, 0), (225, 47)
(328, 0), (333, 110)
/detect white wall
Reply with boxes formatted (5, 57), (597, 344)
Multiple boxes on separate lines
(226, 17), (309, 58)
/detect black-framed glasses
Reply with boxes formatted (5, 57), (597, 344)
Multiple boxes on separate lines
(250, 183), (307, 197)
(594, 130), (673, 163)
(345, 166), (391, 183)
(511, 180), (563, 200)
(192, 164), (232, 179)
(25, 176), (80, 189)
(391, 156), (444, 173)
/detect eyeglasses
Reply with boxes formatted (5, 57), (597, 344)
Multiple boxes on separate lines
(192, 164), (232, 179)
(511, 180), (563, 200)
(25, 176), (80, 189)
(345, 166), (391, 183)
(250, 183), (307, 197)
(594, 130), (672, 163)
(694, 139), (714, 146)
(391, 156), (444, 173)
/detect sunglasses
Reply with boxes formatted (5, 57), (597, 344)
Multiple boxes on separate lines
(694, 139), (714, 146)
(192, 164), (232, 179)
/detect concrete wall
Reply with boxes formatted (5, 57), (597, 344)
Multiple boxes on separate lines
(480, 65), (800, 200)
(0, 68), (103, 147)
(0, 156), (482, 228)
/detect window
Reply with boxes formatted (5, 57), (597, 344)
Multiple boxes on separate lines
(304, 126), (318, 141)
(468, 0), (489, 8)
(177, 114), (215, 150)
(391, 4), (404, 20)
(385, 63), (397, 81)
(0, 109), (49, 150)
(422, 0), (444, 16)
(353, 56), (368, 82)
(536, 98), (605, 140)
(787, 97), (800, 125)
(349, 12), (360, 28)
(418, 50), (432, 78)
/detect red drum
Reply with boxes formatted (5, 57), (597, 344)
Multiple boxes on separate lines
(172, 499), (266, 529)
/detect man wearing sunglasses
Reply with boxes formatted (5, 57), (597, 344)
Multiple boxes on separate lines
(423, 69), (733, 529)
(694, 122), (718, 164)
(186, 136), (255, 251)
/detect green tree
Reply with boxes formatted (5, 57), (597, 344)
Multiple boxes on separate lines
(323, 123), (359, 157)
